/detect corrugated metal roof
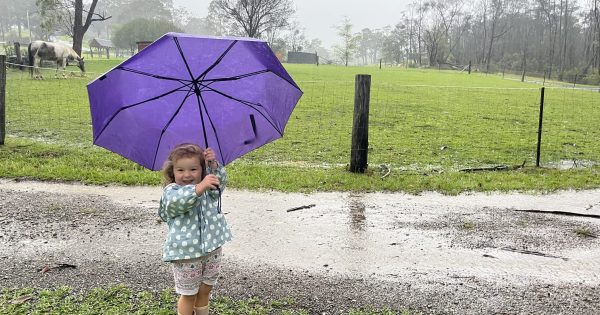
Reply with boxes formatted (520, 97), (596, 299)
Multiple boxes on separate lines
(89, 38), (114, 48)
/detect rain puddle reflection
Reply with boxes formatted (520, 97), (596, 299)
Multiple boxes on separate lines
(348, 195), (367, 232)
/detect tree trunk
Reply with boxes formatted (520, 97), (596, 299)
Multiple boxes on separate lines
(486, 19), (496, 74)
(72, 0), (84, 56)
(562, 0), (569, 70)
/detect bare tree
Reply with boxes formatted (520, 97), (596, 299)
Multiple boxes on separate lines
(209, 0), (295, 38)
(37, 0), (111, 55)
(420, 0), (465, 66)
(334, 16), (357, 66)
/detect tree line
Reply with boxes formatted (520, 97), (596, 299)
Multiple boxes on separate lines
(343, 0), (599, 84)
(0, 0), (598, 84)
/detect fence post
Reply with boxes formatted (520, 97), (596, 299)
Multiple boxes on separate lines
(350, 74), (371, 173)
(536, 87), (545, 167)
(14, 42), (21, 65)
(0, 54), (6, 145)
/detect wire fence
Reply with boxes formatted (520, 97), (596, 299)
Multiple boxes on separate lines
(2, 62), (600, 172)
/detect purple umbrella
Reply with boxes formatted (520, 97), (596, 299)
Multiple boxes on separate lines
(87, 33), (303, 170)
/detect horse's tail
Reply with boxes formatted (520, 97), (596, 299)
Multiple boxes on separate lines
(27, 42), (34, 77)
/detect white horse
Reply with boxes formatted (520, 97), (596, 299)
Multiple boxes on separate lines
(28, 40), (85, 79)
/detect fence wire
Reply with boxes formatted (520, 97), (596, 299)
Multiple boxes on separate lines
(3, 66), (600, 172)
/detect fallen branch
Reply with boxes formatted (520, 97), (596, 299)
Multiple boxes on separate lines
(459, 160), (526, 173)
(286, 204), (316, 212)
(38, 263), (77, 274)
(379, 164), (391, 179)
(500, 246), (568, 260)
(513, 209), (600, 219)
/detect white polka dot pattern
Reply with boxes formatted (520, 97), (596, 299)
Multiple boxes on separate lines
(158, 165), (232, 262)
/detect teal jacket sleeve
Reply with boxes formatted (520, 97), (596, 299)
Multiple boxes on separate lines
(158, 184), (202, 222)
(206, 163), (228, 199)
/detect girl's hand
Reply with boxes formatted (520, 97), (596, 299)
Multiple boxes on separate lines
(204, 148), (218, 168)
(195, 174), (220, 194)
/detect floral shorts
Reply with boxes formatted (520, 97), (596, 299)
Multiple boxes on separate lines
(171, 247), (222, 295)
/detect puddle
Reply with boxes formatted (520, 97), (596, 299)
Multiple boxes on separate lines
(2, 179), (600, 285)
(546, 159), (597, 169)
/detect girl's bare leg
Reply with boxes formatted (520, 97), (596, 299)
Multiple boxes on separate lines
(177, 294), (196, 315)
(194, 283), (213, 314)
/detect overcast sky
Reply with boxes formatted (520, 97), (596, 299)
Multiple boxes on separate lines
(173, 0), (413, 47)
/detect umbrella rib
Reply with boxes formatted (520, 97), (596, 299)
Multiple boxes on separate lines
(93, 85), (194, 143)
(151, 89), (196, 170)
(117, 66), (191, 83)
(266, 70), (303, 92)
(196, 92), (226, 162)
(173, 36), (196, 81)
(200, 85), (283, 135)
(197, 40), (238, 81)
(201, 69), (269, 84)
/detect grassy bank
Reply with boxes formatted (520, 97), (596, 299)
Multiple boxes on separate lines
(2, 61), (600, 193)
(0, 286), (402, 315)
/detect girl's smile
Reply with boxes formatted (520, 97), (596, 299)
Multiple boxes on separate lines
(173, 156), (203, 186)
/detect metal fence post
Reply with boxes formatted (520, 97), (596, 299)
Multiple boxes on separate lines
(0, 54), (6, 145)
(536, 87), (545, 167)
(350, 74), (371, 173)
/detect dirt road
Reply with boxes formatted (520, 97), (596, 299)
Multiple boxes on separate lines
(1, 179), (599, 314)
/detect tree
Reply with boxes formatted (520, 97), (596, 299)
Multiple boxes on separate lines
(112, 18), (182, 54)
(0, 0), (38, 41)
(334, 16), (357, 66)
(383, 23), (408, 65)
(209, 0), (295, 38)
(116, 0), (174, 24)
(36, 0), (111, 55)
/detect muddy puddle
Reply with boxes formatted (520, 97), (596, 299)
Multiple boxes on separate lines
(2, 179), (600, 287)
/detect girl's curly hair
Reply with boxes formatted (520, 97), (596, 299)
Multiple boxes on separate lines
(161, 143), (206, 186)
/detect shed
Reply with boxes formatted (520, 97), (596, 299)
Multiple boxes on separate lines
(287, 51), (318, 65)
(89, 38), (115, 58)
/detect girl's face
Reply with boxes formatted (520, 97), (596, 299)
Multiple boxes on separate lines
(173, 156), (203, 186)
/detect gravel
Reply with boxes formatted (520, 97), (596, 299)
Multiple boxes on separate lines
(1, 183), (600, 314)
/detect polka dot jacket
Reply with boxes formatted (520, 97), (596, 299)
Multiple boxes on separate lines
(158, 164), (232, 262)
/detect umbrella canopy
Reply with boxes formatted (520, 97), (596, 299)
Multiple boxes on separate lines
(88, 32), (302, 170)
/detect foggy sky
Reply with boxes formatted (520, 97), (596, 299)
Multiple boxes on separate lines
(173, 0), (412, 47)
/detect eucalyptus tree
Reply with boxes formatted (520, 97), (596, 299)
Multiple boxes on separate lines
(0, 0), (37, 41)
(112, 17), (182, 54)
(419, 0), (466, 66)
(208, 0), (295, 38)
(382, 23), (408, 65)
(36, 0), (111, 55)
(479, 0), (518, 73)
(334, 16), (358, 66)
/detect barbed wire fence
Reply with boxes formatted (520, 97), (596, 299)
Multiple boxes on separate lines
(2, 59), (600, 173)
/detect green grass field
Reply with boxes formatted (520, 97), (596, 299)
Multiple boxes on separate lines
(0, 285), (403, 315)
(2, 60), (600, 193)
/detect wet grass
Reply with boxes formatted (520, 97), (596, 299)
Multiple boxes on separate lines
(0, 285), (406, 315)
(574, 227), (598, 238)
(2, 61), (600, 193)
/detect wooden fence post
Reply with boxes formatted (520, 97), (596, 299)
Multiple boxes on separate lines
(350, 74), (371, 173)
(14, 42), (21, 65)
(0, 54), (6, 145)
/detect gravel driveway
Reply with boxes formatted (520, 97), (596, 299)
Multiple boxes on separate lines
(1, 179), (600, 314)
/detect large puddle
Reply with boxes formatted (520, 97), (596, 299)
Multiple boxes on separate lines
(2, 179), (600, 285)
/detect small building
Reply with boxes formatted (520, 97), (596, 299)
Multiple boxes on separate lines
(89, 38), (115, 58)
(136, 41), (153, 53)
(287, 51), (318, 65)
